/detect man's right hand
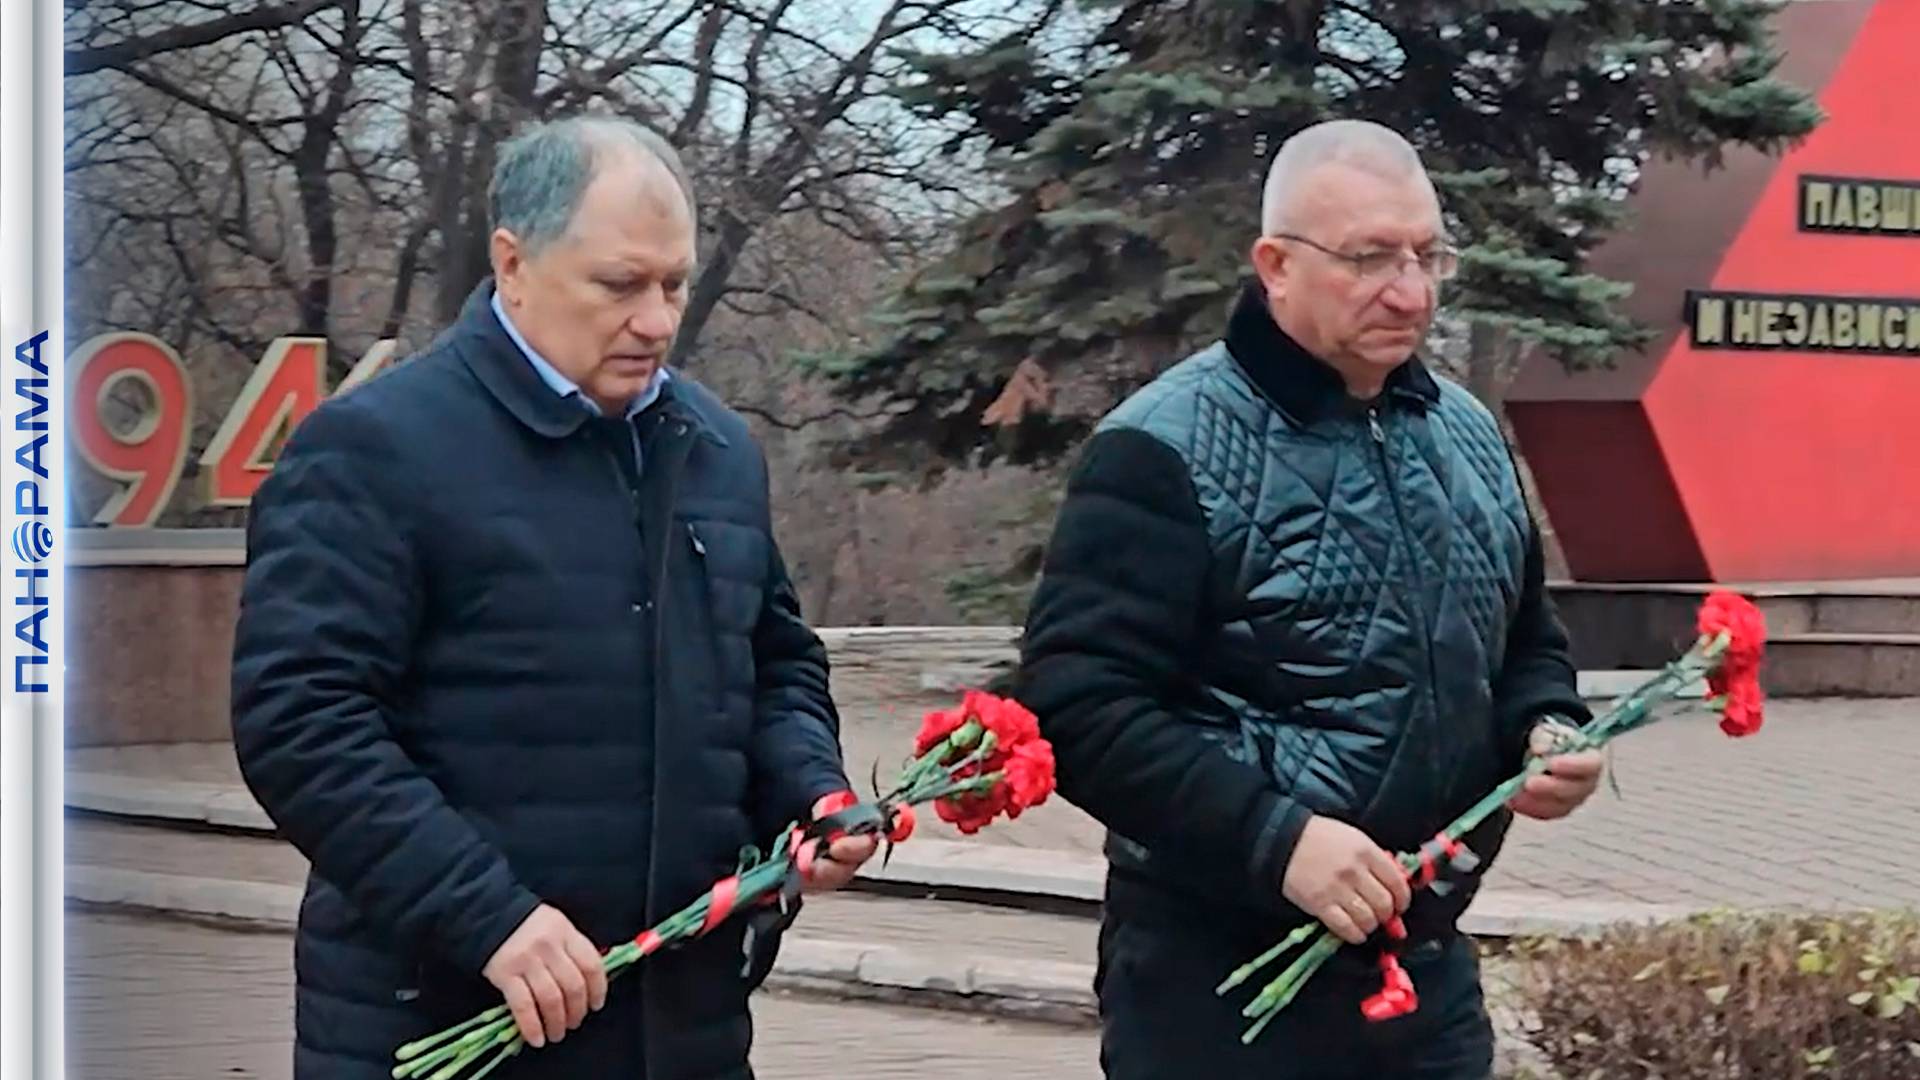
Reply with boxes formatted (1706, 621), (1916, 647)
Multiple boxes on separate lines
(1280, 816), (1412, 945)
(481, 904), (609, 1048)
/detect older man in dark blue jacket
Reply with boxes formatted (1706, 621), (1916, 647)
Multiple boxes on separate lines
(231, 115), (874, 1080)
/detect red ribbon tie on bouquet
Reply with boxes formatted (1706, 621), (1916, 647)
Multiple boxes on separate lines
(701, 876), (741, 934)
(1409, 834), (1463, 889)
(1362, 951), (1419, 1021)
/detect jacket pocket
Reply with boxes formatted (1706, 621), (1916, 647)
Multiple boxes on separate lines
(680, 521), (733, 719)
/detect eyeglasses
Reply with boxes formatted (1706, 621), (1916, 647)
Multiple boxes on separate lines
(1272, 232), (1460, 283)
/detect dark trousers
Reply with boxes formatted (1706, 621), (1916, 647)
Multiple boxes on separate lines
(1095, 915), (1494, 1079)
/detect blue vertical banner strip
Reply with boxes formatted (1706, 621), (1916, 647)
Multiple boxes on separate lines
(0, 0), (65, 1075)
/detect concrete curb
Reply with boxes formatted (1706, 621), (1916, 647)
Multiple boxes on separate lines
(857, 840), (1106, 905)
(1459, 890), (1702, 937)
(69, 865), (300, 926)
(67, 866), (1575, 1073)
(67, 778), (1712, 939)
(65, 865), (1098, 1024)
(69, 771), (275, 831)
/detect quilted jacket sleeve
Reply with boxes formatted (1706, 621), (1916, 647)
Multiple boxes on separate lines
(748, 534), (852, 835)
(231, 398), (541, 976)
(1018, 428), (1313, 894)
(1492, 506), (1593, 770)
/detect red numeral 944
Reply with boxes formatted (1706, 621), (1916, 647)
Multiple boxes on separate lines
(71, 334), (396, 527)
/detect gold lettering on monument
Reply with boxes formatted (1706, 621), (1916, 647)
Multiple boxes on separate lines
(1885, 187), (1913, 231)
(1695, 297), (1728, 345)
(1782, 302), (1809, 346)
(1802, 174), (1920, 235)
(1689, 290), (1920, 356)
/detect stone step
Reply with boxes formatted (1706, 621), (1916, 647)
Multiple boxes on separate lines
(820, 624), (1714, 707)
(63, 814), (1101, 958)
(1553, 581), (1920, 636)
(64, 779), (1112, 910)
(60, 834), (1558, 1078)
(66, 791), (1702, 941)
(1553, 582), (1919, 660)
(1765, 632), (1920, 697)
(1552, 582), (1920, 697)
(63, 814), (1103, 1024)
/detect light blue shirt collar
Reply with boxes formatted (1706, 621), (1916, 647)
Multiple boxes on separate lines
(491, 292), (670, 420)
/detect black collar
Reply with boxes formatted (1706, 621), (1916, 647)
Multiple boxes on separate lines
(1220, 279), (1440, 427)
(450, 279), (727, 447)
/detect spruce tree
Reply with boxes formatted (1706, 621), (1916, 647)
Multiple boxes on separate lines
(818, 0), (1821, 468)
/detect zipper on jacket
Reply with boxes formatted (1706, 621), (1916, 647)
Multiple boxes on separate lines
(641, 417), (694, 925)
(1369, 404), (1445, 763)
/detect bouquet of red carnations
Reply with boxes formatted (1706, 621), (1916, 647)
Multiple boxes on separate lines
(391, 690), (1055, 1080)
(1216, 590), (1770, 1043)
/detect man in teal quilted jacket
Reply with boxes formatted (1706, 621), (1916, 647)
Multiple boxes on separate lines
(1017, 119), (1605, 1079)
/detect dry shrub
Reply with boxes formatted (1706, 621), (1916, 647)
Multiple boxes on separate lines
(1509, 909), (1920, 1079)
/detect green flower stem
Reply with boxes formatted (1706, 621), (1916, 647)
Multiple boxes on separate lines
(895, 720), (987, 793)
(397, 829), (806, 1079)
(393, 1015), (519, 1079)
(1244, 931), (1342, 1018)
(463, 1036), (521, 1080)
(1240, 934), (1341, 1044)
(394, 1005), (509, 1062)
(433, 1026), (515, 1080)
(870, 732), (1005, 825)
(1224, 632), (1732, 1042)
(1431, 633), (1722, 852)
(396, 729), (1028, 1079)
(1217, 921), (1321, 995)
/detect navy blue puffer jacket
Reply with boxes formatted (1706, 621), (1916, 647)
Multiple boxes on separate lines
(232, 281), (848, 1079)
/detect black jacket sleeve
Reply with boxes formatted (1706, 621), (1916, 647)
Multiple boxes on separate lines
(231, 399), (541, 976)
(1493, 510), (1593, 770)
(1017, 428), (1312, 894)
(748, 535), (851, 836)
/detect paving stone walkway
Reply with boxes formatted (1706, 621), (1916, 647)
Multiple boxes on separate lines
(841, 697), (1920, 913)
(74, 696), (1920, 915)
(67, 910), (1102, 1080)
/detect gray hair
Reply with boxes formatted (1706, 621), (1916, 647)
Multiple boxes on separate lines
(1259, 119), (1429, 235)
(488, 115), (699, 256)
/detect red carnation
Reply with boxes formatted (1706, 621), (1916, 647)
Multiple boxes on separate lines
(915, 703), (970, 757)
(1697, 591), (1766, 670)
(970, 689), (1040, 751)
(1003, 740), (1056, 812)
(1696, 591), (1767, 738)
(1718, 678), (1764, 738)
(936, 786), (1008, 835)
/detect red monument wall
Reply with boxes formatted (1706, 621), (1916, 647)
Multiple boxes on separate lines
(1509, 0), (1920, 583)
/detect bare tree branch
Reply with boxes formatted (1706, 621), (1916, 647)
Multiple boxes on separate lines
(67, 0), (338, 76)
(733, 401), (892, 431)
(112, 64), (302, 151)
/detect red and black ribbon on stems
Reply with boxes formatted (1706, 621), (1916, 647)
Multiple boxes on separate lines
(1359, 833), (1479, 1024)
(1362, 919), (1418, 1022)
(737, 793), (906, 982)
(395, 690), (1055, 1080)
(392, 795), (902, 1080)
(1218, 590), (1769, 1047)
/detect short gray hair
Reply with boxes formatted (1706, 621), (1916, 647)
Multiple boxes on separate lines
(1259, 119), (1428, 235)
(488, 115), (699, 256)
